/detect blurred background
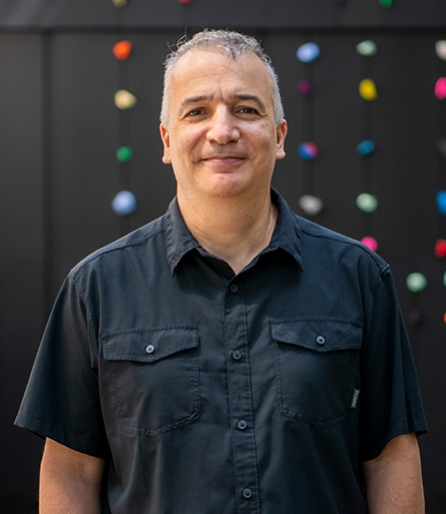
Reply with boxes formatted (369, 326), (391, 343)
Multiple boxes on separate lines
(1, 1), (445, 512)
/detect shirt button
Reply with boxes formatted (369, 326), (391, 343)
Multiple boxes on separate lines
(242, 488), (253, 499)
(232, 350), (242, 360)
(237, 420), (247, 430)
(145, 344), (155, 354)
(230, 284), (239, 293)
(316, 335), (326, 345)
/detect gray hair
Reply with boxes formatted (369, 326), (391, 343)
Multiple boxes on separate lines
(160, 29), (284, 127)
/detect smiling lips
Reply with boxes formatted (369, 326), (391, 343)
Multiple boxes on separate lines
(201, 154), (247, 166)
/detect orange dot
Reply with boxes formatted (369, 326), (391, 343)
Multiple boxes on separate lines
(113, 40), (133, 61)
(443, 312), (446, 324)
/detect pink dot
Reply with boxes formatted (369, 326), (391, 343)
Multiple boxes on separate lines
(435, 78), (446, 99)
(297, 79), (312, 95)
(361, 236), (378, 252)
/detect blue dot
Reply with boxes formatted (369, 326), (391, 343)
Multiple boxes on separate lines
(112, 190), (138, 216)
(356, 140), (375, 156)
(437, 190), (446, 215)
(296, 43), (320, 63)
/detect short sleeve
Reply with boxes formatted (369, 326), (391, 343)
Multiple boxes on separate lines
(359, 268), (427, 462)
(14, 274), (109, 459)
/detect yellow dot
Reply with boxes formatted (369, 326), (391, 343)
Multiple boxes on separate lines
(114, 90), (137, 110)
(359, 79), (378, 101)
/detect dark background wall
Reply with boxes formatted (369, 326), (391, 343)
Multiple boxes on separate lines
(1, 1), (446, 512)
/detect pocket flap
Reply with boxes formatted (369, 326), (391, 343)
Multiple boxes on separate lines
(270, 319), (362, 353)
(102, 326), (199, 362)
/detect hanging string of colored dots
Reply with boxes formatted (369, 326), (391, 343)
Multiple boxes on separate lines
(295, 38), (446, 309)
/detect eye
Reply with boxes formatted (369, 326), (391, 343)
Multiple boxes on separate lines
(186, 108), (206, 117)
(237, 106), (260, 116)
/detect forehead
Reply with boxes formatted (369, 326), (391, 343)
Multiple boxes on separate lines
(168, 49), (274, 106)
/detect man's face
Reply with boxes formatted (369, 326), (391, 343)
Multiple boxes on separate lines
(160, 49), (287, 201)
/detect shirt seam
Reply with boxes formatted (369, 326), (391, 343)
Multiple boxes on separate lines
(299, 224), (390, 273)
(70, 225), (166, 278)
(72, 275), (99, 366)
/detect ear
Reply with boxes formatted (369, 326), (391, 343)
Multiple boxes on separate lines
(275, 119), (287, 161)
(160, 123), (172, 164)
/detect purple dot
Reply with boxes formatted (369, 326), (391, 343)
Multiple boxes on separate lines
(298, 142), (319, 160)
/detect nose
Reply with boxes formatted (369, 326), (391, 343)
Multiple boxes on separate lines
(206, 106), (240, 145)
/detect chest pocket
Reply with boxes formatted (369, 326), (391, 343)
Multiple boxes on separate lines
(271, 320), (362, 428)
(102, 326), (200, 436)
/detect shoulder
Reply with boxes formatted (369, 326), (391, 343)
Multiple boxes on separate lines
(295, 214), (390, 277)
(69, 214), (167, 280)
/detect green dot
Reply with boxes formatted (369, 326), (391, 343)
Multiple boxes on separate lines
(406, 273), (427, 293)
(443, 271), (446, 287)
(116, 146), (133, 163)
(379, 0), (393, 7)
(356, 193), (378, 213)
(356, 40), (377, 57)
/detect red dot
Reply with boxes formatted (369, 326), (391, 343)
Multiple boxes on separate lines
(434, 239), (446, 258)
(113, 40), (133, 61)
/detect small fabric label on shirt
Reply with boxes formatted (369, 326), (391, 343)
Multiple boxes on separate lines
(350, 389), (360, 409)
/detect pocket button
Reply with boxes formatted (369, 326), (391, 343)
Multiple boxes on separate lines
(145, 344), (155, 354)
(316, 335), (326, 345)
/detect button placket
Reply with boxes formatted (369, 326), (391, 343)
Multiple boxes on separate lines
(232, 350), (242, 360)
(223, 278), (260, 513)
(237, 420), (247, 430)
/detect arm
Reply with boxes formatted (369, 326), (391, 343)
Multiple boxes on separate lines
(39, 438), (105, 514)
(362, 433), (424, 514)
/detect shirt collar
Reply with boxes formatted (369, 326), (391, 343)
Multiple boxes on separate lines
(165, 188), (303, 275)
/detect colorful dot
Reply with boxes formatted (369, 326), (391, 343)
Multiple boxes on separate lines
(356, 140), (375, 156)
(435, 41), (446, 61)
(298, 142), (319, 161)
(406, 273), (427, 293)
(436, 190), (446, 215)
(111, 0), (127, 7)
(296, 43), (320, 63)
(116, 147), (133, 163)
(112, 191), (138, 216)
(434, 239), (446, 258)
(114, 90), (137, 110)
(297, 79), (313, 95)
(359, 79), (378, 101)
(361, 236), (378, 252)
(356, 193), (378, 213)
(435, 78), (446, 100)
(356, 40), (377, 57)
(113, 40), (133, 61)
(379, 0), (393, 7)
(299, 195), (324, 216)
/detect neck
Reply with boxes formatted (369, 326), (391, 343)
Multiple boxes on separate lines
(177, 189), (277, 274)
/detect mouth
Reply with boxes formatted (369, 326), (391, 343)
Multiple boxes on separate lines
(200, 155), (246, 166)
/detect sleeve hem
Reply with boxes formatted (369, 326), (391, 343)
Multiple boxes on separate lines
(14, 417), (109, 460)
(361, 419), (428, 462)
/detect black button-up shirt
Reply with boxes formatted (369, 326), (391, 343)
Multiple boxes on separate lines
(16, 190), (427, 513)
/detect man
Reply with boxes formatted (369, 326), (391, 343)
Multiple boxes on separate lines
(16, 30), (427, 513)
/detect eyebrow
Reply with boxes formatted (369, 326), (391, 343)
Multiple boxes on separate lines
(179, 93), (266, 111)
